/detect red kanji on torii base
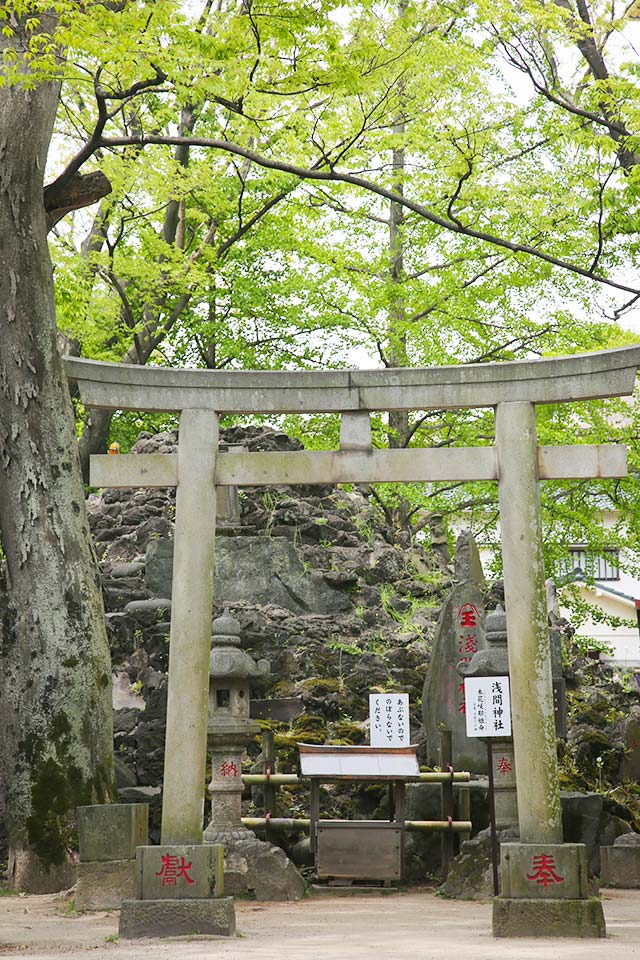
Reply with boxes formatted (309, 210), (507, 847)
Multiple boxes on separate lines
(527, 854), (565, 888)
(155, 854), (195, 887)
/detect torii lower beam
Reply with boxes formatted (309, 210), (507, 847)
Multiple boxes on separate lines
(90, 444), (627, 489)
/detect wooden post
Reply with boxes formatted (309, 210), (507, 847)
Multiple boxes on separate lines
(262, 728), (276, 843)
(457, 786), (471, 847)
(161, 409), (219, 845)
(394, 780), (406, 881)
(439, 729), (455, 879)
(309, 780), (320, 856)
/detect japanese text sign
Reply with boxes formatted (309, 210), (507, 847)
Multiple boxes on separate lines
(369, 693), (409, 747)
(463, 676), (511, 738)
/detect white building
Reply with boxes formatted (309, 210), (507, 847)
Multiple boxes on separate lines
(474, 510), (640, 669)
(557, 514), (640, 668)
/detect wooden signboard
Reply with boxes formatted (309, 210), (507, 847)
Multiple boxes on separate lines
(315, 821), (402, 882)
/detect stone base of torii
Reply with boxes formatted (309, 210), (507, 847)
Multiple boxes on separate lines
(64, 346), (640, 939)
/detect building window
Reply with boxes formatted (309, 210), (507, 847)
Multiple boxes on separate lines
(561, 547), (620, 582)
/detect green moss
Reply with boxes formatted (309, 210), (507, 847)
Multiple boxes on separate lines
(15, 701), (116, 869)
(0, 593), (17, 655)
(331, 720), (365, 744)
(296, 677), (343, 695)
(62, 657), (79, 669)
(26, 757), (90, 867)
(50, 713), (72, 743)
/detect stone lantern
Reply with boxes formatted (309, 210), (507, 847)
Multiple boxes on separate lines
(457, 604), (518, 832)
(204, 609), (269, 843)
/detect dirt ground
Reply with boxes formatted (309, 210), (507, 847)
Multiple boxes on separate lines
(1, 888), (639, 960)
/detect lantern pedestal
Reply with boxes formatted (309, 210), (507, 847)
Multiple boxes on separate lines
(204, 736), (256, 843)
(204, 610), (305, 900)
(492, 842), (605, 938)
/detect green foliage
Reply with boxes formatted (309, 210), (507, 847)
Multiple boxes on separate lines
(10, 0), (638, 602)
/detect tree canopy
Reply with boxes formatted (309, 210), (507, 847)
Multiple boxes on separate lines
(1, 0), (640, 884)
(2, 0), (638, 569)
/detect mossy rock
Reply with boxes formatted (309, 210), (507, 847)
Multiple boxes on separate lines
(330, 720), (366, 744)
(295, 677), (344, 695)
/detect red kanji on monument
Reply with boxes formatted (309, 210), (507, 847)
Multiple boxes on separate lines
(220, 759), (238, 777)
(155, 854), (195, 886)
(526, 854), (564, 888)
(457, 679), (467, 713)
(497, 756), (512, 775)
(458, 603), (478, 627)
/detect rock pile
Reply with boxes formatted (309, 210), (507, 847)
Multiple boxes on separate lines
(90, 427), (447, 837)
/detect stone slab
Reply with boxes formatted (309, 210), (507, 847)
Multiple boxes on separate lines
(136, 844), (224, 900)
(76, 859), (136, 911)
(77, 803), (148, 862)
(422, 582), (488, 774)
(310, 884), (400, 896)
(119, 896), (235, 939)
(600, 846), (640, 888)
(146, 534), (351, 614)
(500, 843), (588, 900)
(492, 897), (606, 938)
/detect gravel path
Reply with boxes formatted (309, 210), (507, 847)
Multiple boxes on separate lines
(1, 888), (639, 959)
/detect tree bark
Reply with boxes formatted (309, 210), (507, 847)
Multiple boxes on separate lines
(387, 126), (409, 449)
(387, 2), (409, 449)
(0, 14), (116, 891)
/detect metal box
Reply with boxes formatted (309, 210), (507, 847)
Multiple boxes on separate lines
(315, 821), (402, 881)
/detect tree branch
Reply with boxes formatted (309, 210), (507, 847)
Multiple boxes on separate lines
(96, 132), (640, 296)
(44, 170), (112, 231)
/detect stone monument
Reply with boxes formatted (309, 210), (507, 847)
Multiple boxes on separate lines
(422, 532), (488, 773)
(119, 842), (234, 938)
(204, 610), (306, 900)
(458, 605), (517, 832)
(76, 803), (148, 911)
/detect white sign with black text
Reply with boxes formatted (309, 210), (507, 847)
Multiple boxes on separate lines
(369, 693), (410, 748)
(464, 677), (511, 738)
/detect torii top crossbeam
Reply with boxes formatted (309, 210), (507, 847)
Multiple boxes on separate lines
(64, 345), (640, 413)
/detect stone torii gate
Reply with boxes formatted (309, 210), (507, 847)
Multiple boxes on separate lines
(65, 346), (639, 933)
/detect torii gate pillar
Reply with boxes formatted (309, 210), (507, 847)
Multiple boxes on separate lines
(161, 409), (219, 844)
(496, 401), (562, 844)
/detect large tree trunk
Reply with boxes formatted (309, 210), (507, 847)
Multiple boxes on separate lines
(0, 14), (116, 892)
